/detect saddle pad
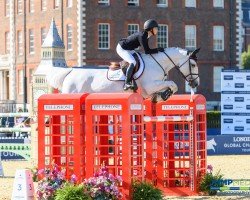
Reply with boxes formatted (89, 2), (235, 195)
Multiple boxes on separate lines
(107, 52), (145, 81)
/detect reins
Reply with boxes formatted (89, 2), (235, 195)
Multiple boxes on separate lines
(150, 51), (199, 83)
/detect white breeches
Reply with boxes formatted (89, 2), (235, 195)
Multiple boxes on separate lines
(116, 44), (136, 65)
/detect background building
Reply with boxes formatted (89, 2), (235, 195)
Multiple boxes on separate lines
(242, 0), (250, 51)
(80, 0), (243, 109)
(0, 0), (244, 111)
(0, 0), (78, 111)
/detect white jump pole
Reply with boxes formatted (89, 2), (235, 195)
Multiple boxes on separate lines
(143, 115), (193, 122)
(0, 113), (29, 117)
(0, 128), (31, 132)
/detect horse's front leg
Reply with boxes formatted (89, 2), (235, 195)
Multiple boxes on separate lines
(145, 80), (178, 102)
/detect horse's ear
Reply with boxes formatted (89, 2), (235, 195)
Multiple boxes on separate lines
(190, 48), (200, 56)
(189, 48), (200, 61)
(187, 50), (192, 55)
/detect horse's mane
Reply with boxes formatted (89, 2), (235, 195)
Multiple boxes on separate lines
(165, 47), (188, 57)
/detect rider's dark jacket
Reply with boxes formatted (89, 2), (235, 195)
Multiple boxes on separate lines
(118, 31), (158, 54)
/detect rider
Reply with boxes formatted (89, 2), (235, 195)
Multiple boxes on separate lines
(116, 19), (164, 91)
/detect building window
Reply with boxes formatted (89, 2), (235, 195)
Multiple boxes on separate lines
(5, 0), (10, 17)
(185, 25), (196, 50)
(41, 0), (47, 11)
(18, 70), (24, 95)
(128, 0), (139, 6)
(67, 24), (73, 51)
(29, 29), (35, 54)
(157, 24), (168, 48)
(54, 0), (60, 9)
(98, 0), (109, 6)
(157, 0), (168, 7)
(213, 66), (224, 92)
(5, 32), (10, 54)
(98, 23), (110, 49)
(128, 24), (139, 36)
(41, 27), (47, 45)
(213, 0), (224, 8)
(213, 26), (224, 51)
(66, 0), (72, 7)
(17, 31), (23, 55)
(29, 0), (34, 12)
(17, 0), (23, 14)
(185, 0), (196, 8)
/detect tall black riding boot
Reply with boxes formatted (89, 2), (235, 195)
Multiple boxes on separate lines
(124, 63), (135, 91)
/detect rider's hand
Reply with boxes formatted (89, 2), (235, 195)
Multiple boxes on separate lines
(158, 47), (164, 52)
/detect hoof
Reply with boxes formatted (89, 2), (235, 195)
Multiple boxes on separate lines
(161, 88), (173, 101)
(151, 94), (158, 103)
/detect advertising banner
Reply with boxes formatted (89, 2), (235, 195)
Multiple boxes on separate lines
(221, 69), (250, 134)
(207, 135), (250, 155)
(0, 138), (26, 160)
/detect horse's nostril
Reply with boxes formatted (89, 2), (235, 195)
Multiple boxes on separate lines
(190, 80), (198, 88)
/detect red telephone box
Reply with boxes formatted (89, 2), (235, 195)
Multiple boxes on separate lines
(38, 93), (88, 181)
(144, 94), (207, 195)
(85, 93), (144, 199)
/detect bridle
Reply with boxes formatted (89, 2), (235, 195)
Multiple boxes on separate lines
(150, 51), (199, 84)
(164, 52), (199, 84)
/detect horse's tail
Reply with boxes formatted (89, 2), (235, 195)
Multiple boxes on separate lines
(46, 67), (73, 90)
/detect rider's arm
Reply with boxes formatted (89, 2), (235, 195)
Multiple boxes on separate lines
(139, 32), (158, 54)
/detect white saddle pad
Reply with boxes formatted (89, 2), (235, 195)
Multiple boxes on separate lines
(107, 52), (144, 81)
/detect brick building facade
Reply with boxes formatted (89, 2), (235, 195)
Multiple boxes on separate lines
(0, 0), (78, 108)
(243, 0), (250, 51)
(0, 0), (243, 110)
(81, 0), (243, 109)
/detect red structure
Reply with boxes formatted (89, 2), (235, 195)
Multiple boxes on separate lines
(37, 93), (207, 197)
(38, 93), (88, 181)
(85, 93), (144, 199)
(144, 99), (157, 184)
(144, 94), (207, 195)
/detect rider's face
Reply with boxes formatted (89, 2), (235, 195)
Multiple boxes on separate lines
(152, 27), (158, 35)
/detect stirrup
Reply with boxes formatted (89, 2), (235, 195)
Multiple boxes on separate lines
(123, 83), (134, 91)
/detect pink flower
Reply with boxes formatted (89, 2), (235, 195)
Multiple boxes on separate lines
(70, 174), (77, 184)
(38, 169), (44, 175)
(84, 166), (123, 199)
(116, 175), (122, 183)
(207, 164), (213, 173)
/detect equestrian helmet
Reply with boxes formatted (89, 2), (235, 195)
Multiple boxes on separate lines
(144, 19), (158, 30)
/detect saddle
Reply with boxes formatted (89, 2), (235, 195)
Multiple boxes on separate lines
(109, 53), (140, 75)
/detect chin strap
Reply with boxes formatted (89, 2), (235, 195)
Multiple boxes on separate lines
(150, 29), (155, 35)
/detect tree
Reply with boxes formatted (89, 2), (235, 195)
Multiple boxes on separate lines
(241, 51), (250, 69)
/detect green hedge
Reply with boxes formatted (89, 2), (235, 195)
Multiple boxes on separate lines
(207, 111), (221, 128)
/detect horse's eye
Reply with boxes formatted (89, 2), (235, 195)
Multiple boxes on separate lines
(191, 64), (196, 68)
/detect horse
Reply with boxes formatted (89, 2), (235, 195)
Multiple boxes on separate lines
(46, 47), (200, 102)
